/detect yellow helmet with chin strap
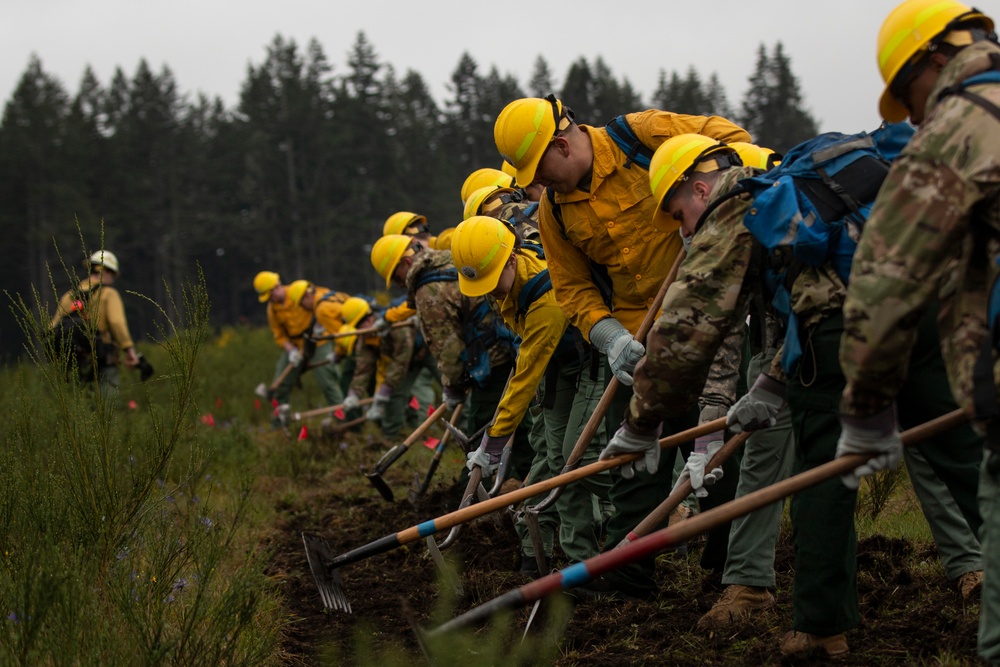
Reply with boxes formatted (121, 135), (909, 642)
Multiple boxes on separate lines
(876, 0), (994, 121)
(340, 297), (372, 328)
(337, 324), (359, 356)
(370, 234), (416, 288)
(463, 185), (520, 220)
(287, 280), (312, 308)
(494, 95), (573, 188)
(648, 134), (740, 233)
(383, 211), (428, 237)
(730, 142), (780, 170)
(253, 271), (281, 303)
(460, 168), (513, 205)
(450, 216), (517, 297)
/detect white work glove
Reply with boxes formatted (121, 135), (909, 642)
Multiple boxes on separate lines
(727, 373), (785, 432)
(466, 447), (499, 478)
(836, 405), (903, 490)
(372, 316), (391, 336)
(600, 421), (663, 479)
(287, 348), (303, 366)
(443, 384), (468, 411)
(589, 318), (645, 386)
(673, 433), (724, 498)
(365, 384), (393, 421)
(276, 403), (290, 427)
(342, 390), (361, 412)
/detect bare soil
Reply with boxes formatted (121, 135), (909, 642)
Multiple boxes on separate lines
(261, 431), (982, 666)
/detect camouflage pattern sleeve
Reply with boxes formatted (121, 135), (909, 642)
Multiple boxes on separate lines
(630, 174), (755, 428)
(380, 325), (416, 389)
(699, 323), (746, 417)
(350, 341), (379, 398)
(415, 280), (468, 390)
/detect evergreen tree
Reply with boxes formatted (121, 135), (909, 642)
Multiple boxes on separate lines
(528, 55), (555, 97)
(560, 57), (594, 123)
(739, 42), (818, 152)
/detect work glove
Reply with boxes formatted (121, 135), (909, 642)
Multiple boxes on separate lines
(372, 316), (391, 336)
(342, 390), (361, 412)
(673, 433), (724, 498)
(600, 421), (663, 479)
(836, 405), (903, 490)
(466, 433), (507, 477)
(443, 384), (467, 411)
(275, 403), (290, 427)
(589, 318), (645, 386)
(727, 373), (785, 432)
(366, 384), (393, 421)
(287, 348), (303, 366)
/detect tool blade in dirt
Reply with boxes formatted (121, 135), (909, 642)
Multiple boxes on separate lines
(302, 533), (352, 613)
(425, 536), (463, 597)
(365, 470), (395, 503)
(424, 408), (968, 637)
(523, 511), (548, 576)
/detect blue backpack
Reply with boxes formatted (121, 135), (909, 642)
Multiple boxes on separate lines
(733, 122), (916, 372)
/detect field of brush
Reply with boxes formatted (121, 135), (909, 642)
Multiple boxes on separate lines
(0, 295), (984, 666)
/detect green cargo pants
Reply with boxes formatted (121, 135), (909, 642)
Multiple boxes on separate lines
(272, 347), (344, 408)
(977, 450), (1000, 664)
(378, 353), (440, 439)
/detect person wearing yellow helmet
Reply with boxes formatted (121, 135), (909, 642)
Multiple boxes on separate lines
(50, 249), (140, 394)
(262, 279), (346, 420)
(501, 160), (544, 202)
(335, 296), (439, 437)
(462, 185), (541, 243)
(452, 216), (611, 571)
(495, 95), (750, 597)
(383, 211), (454, 253)
(460, 167), (514, 205)
(839, 1), (1000, 660)
(636, 126), (984, 657)
(729, 142), (780, 171)
(372, 232), (532, 480)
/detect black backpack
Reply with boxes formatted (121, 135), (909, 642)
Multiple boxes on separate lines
(50, 287), (105, 369)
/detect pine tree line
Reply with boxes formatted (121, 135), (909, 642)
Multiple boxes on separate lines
(0, 33), (818, 360)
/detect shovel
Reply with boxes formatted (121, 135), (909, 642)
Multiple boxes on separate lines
(301, 416), (724, 611)
(364, 403), (449, 502)
(523, 249), (685, 520)
(422, 408), (969, 636)
(314, 320), (415, 340)
(254, 360), (296, 400)
(293, 397), (375, 422)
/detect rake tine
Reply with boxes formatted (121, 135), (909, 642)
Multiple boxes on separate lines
(424, 409), (969, 636)
(302, 533), (353, 613)
(426, 535), (464, 596)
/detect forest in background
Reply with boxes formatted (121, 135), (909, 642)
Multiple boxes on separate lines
(0, 32), (819, 360)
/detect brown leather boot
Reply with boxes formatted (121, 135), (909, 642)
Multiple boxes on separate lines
(958, 570), (983, 600)
(696, 584), (775, 631)
(779, 630), (849, 657)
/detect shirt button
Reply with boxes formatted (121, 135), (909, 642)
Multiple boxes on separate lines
(636, 274), (642, 280)
(623, 247), (630, 254)
(591, 195), (597, 202)
(607, 221), (614, 228)
(647, 298), (654, 305)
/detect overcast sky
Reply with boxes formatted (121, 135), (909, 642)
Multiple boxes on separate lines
(3, 0), (999, 136)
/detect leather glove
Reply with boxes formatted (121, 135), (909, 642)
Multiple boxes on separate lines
(599, 421), (663, 479)
(342, 390), (361, 412)
(443, 385), (467, 411)
(287, 348), (303, 366)
(466, 445), (501, 478)
(589, 318), (644, 386)
(836, 405), (903, 490)
(727, 373), (785, 432)
(365, 384), (393, 421)
(673, 433), (724, 498)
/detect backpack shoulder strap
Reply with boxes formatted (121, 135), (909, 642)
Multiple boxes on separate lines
(416, 268), (459, 288)
(605, 114), (654, 170)
(936, 52), (1000, 123)
(694, 184), (748, 235)
(516, 269), (553, 320)
(519, 240), (545, 260)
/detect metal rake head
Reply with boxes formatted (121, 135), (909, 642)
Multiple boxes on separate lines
(302, 533), (352, 613)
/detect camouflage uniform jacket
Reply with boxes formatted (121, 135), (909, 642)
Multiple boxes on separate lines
(405, 248), (514, 391)
(350, 325), (417, 397)
(840, 40), (1000, 417)
(630, 167), (765, 427)
(489, 248), (570, 437)
(495, 199), (541, 243)
(537, 109), (751, 340)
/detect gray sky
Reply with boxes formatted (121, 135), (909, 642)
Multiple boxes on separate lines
(3, 0), (999, 134)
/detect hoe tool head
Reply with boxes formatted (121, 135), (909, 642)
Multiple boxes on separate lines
(301, 533), (352, 613)
(364, 469), (395, 503)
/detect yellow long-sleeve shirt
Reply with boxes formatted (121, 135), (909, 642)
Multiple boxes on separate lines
(538, 110), (751, 339)
(489, 249), (570, 437)
(51, 277), (135, 350)
(267, 294), (313, 350)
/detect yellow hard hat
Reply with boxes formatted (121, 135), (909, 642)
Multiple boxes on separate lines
(463, 185), (519, 220)
(730, 142), (780, 170)
(287, 280), (312, 308)
(877, 0), (993, 121)
(341, 297), (372, 328)
(370, 234), (416, 288)
(648, 134), (736, 233)
(494, 95), (570, 188)
(383, 211), (428, 237)
(88, 250), (120, 274)
(450, 216), (516, 297)
(337, 324), (359, 356)
(460, 168), (513, 205)
(253, 271), (281, 303)
(500, 160), (517, 179)
(432, 228), (456, 251)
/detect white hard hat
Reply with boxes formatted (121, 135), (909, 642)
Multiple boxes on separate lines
(89, 250), (120, 274)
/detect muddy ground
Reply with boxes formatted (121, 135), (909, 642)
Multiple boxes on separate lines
(261, 430), (982, 666)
